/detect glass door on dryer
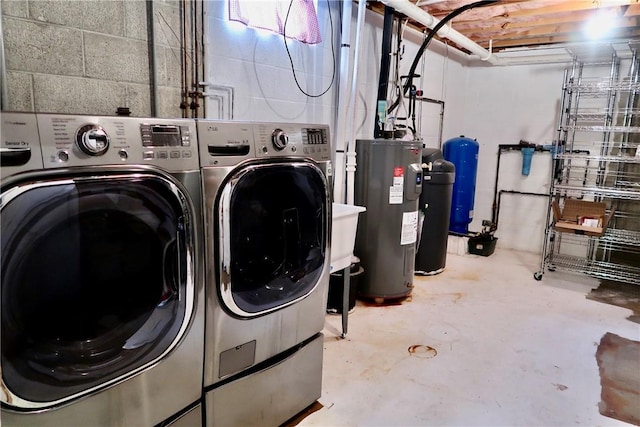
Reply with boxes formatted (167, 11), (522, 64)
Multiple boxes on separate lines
(0, 170), (196, 411)
(217, 161), (329, 317)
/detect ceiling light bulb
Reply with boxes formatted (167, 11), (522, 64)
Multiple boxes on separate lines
(584, 9), (619, 40)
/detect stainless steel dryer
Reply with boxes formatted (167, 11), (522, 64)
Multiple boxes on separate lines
(0, 112), (204, 426)
(198, 121), (331, 426)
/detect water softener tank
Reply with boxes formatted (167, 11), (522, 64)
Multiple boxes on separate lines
(443, 136), (479, 234)
(415, 149), (455, 275)
(355, 139), (422, 301)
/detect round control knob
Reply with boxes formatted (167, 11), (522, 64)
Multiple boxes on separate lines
(75, 124), (110, 156)
(271, 129), (289, 151)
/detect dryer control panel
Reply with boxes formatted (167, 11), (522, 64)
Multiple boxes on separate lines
(0, 112), (45, 180)
(197, 121), (331, 167)
(36, 114), (199, 172)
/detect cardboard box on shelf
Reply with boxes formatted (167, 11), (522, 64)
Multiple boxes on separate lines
(552, 198), (614, 237)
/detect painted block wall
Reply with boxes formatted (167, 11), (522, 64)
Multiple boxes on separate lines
(1, 0), (186, 117)
(451, 63), (567, 253)
(203, 0), (339, 124)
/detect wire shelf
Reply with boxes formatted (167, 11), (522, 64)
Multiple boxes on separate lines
(554, 229), (640, 254)
(568, 108), (640, 119)
(540, 50), (640, 286)
(555, 154), (640, 163)
(547, 254), (640, 285)
(553, 184), (640, 200)
(568, 112), (612, 122)
(559, 140), (640, 150)
(565, 80), (640, 92)
(557, 169), (640, 186)
(602, 228), (640, 246)
(561, 125), (640, 133)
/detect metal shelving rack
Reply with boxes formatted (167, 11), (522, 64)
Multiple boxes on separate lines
(536, 43), (640, 285)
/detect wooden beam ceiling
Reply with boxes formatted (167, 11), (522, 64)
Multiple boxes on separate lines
(371, 0), (640, 53)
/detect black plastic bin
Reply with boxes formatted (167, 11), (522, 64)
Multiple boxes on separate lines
(327, 258), (364, 314)
(415, 149), (455, 275)
(468, 234), (497, 256)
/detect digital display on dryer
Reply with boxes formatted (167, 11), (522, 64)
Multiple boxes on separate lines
(140, 124), (189, 147)
(303, 128), (327, 145)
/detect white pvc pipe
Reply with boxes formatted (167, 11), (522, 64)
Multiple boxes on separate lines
(333, 0), (353, 204)
(345, 0), (368, 205)
(378, 0), (577, 66)
(379, 0), (503, 65)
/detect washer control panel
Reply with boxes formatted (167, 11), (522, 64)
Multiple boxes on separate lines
(36, 114), (198, 171)
(198, 120), (331, 167)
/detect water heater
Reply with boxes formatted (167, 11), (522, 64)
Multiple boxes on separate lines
(354, 139), (422, 301)
(443, 136), (479, 234)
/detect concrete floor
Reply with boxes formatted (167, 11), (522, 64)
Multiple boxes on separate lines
(302, 249), (640, 426)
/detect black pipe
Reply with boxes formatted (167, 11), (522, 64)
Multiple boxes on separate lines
(491, 145), (593, 229)
(374, 6), (395, 138)
(145, 0), (158, 117)
(387, 0), (499, 116)
(491, 143), (531, 225)
(491, 141), (554, 226)
(417, 96), (444, 105)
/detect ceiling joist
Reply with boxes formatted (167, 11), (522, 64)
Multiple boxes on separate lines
(371, 0), (640, 53)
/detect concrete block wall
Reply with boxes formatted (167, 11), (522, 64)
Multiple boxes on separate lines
(1, 0), (187, 117)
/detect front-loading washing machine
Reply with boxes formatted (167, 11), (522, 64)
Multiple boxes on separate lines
(198, 121), (331, 426)
(0, 112), (204, 426)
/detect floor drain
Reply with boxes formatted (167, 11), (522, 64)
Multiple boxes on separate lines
(408, 345), (437, 359)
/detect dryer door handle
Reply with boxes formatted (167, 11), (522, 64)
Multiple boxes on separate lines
(208, 145), (251, 156)
(160, 216), (186, 307)
(0, 147), (31, 167)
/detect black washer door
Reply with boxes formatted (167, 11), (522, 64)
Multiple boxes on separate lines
(1, 172), (192, 409)
(218, 162), (328, 316)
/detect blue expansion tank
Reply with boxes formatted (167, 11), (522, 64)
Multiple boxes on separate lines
(443, 135), (479, 234)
